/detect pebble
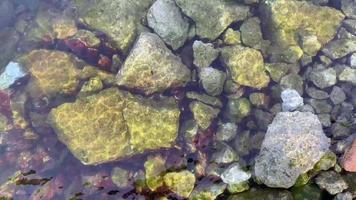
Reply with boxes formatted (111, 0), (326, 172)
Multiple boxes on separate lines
(342, 140), (356, 172)
(339, 67), (356, 85)
(216, 122), (238, 142)
(281, 89), (304, 111)
(309, 68), (337, 89)
(315, 171), (348, 195)
(330, 86), (346, 105)
(306, 87), (329, 100)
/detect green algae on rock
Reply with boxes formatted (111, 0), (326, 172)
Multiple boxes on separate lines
(175, 0), (250, 40)
(163, 170), (196, 198)
(144, 155), (166, 191)
(116, 32), (191, 95)
(48, 88), (180, 165)
(190, 101), (220, 130)
(74, 0), (154, 53)
(259, 0), (344, 62)
(220, 45), (270, 89)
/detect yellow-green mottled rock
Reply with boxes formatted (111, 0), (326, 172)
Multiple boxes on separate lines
(189, 101), (220, 130)
(74, 0), (154, 52)
(220, 45), (270, 89)
(175, 0), (250, 40)
(223, 28), (241, 46)
(260, 0), (344, 61)
(116, 32), (191, 95)
(145, 155), (166, 191)
(163, 170), (196, 198)
(48, 88), (180, 165)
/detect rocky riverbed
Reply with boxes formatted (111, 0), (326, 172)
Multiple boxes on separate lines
(0, 0), (355, 199)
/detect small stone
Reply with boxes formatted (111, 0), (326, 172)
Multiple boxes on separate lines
(334, 192), (353, 200)
(265, 63), (291, 83)
(281, 89), (304, 112)
(190, 182), (226, 200)
(315, 171), (348, 195)
(254, 112), (330, 188)
(322, 39), (356, 60)
(145, 155), (166, 191)
(193, 41), (219, 68)
(211, 142), (238, 164)
(343, 19), (356, 35)
(249, 93), (269, 107)
(308, 99), (332, 114)
(216, 122), (238, 142)
(299, 35), (321, 56)
(330, 86), (346, 105)
(342, 140), (356, 172)
(111, 167), (130, 188)
(186, 92), (223, 108)
(147, 0), (189, 50)
(306, 87), (329, 100)
(221, 163), (251, 186)
(309, 68), (337, 89)
(116, 32), (191, 95)
(163, 170), (195, 198)
(313, 151), (337, 172)
(0, 62), (27, 90)
(348, 53), (356, 68)
(341, 0), (356, 19)
(78, 77), (103, 97)
(189, 101), (220, 130)
(224, 97), (251, 122)
(254, 109), (274, 131)
(175, 0), (249, 40)
(223, 28), (241, 45)
(339, 67), (356, 85)
(240, 17), (264, 50)
(199, 67), (226, 96)
(318, 114), (331, 127)
(280, 73), (304, 95)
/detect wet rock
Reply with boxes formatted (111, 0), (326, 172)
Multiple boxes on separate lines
(306, 87), (329, 100)
(308, 99), (332, 114)
(341, 0), (356, 19)
(330, 86), (346, 105)
(49, 88), (180, 165)
(0, 28), (19, 70)
(240, 17), (268, 51)
(144, 155), (166, 191)
(193, 41), (219, 68)
(224, 97), (251, 122)
(318, 114), (331, 127)
(163, 170), (195, 198)
(343, 19), (356, 35)
(221, 163), (251, 193)
(220, 45), (270, 89)
(349, 53), (356, 68)
(260, 0), (344, 61)
(190, 182), (226, 200)
(249, 93), (269, 108)
(300, 35), (321, 56)
(314, 151), (337, 172)
(0, 62), (27, 90)
(216, 122), (237, 142)
(339, 67), (356, 85)
(228, 188), (293, 200)
(292, 184), (322, 200)
(341, 140), (356, 172)
(254, 111), (330, 188)
(186, 92), (223, 108)
(0, 0), (14, 27)
(116, 32), (190, 95)
(74, 0), (154, 52)
(315, 171), (348, 195)
(280, 73), (304, 95)
(190, 101), (220, 130)
(147, 0), (189, 50)
(281, 89), (303, 112)
(211, 142), (238, 164)
(68, 29), (101, 48)
(199, 67), (226, 96)
(265, 63), (291, 83)
(322, 39), (356, 60)
(111, 167), (131, 188)
(78, 77), (103, 97)
(175, 0), (249, 40)
(334, 192), (353, 200)
(309, 68), (337, 89)
(223, 28), (241, 46)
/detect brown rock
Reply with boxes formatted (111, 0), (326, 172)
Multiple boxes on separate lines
(342, 140), (356, 172)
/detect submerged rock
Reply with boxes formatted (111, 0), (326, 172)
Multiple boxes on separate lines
(254, 111), (330, 188)
(116, 32), (190, 95)
(145, 155), (166, 191)
(198, 67), (226, 96)
(260, 0), (344, 61)
(221, 163), (251, 193)
(309, 68), (337, 89)
(341, 0), (356, 19)
(147, 0), (189, 50)
(175, 0), (249, 40)
(163, 170), (195, 198)
(339, 67), (356, 85)
(74, 0), (154, 52)
(322, 39), (356, 60)
(342, 140), (356, 172)
(315, 171), (348, 195)
(111, 167), (131, 188)
(48, 88), (180, 165)
(190, 182), (226, 200)
(281, 89), (303, 112)
(220, 45), (270, 89)
(189, 101), (220, 130)
(0, 28), (19, 70)
(193, 41), (219, 68)
(0, 62), (27, 90)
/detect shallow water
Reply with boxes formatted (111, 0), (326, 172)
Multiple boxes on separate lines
(0, 0), (355, 199)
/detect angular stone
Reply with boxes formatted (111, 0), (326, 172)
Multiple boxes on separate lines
(249, 93), (269, 107)
(186, 92), (223, 108)
(322, 39), (356, 60)
(116, 32), (191, 95)
(254, 111), (330, 188)
(189, 101), (220, 130)
(334, 192), (353, 200)
(111, 167), (130, 188)
(330, 86), (346, 105)
(339, 67), (356, 85)
(342, 140), (356, 172)
(280, 73), (304, 95)
(315, 171), (348, 195)
(221, 163), (251, 186)
(309, 68), (337, 89)
(48, 88), (180, 165)
(190, 182), (226, 200)
(74, 0), (154, 52)
(216, 122), (238, 142)
(224, 97), (251, 122)
(163, 170), (195, 198)
(265, 63), (291, 83)
(145, 155), (166, 191)
(147, 0), (189, 50)
(0, 62), (27, 90)
(199, 67), (226, 96)
(281, 89), (303, 112)
(193, 41), (219, 68)
(308, 99), (332, 114)
(175, 0), (249, 40)
(211, 142), (238, 164)
(260, 0), (344, 61)
(240, 17), (265, 50)
(223, 28), (241, 46)
(220, 45), (270, 89)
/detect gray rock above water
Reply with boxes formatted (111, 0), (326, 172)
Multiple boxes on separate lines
(315, 171), (348, 195)
(147, 0), (189, 50)
(254, 111), (330, 188)
(281, 89), (304, 112)
(0, 62), (27, 90)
